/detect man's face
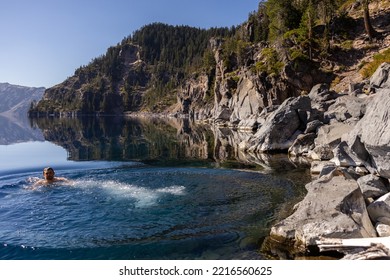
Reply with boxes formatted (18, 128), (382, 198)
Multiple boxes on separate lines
(44, 169), (55, 180)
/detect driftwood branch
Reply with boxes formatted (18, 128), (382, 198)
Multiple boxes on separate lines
(316, 237), (390, 260)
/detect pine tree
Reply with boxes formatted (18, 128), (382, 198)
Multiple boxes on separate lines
(266, 0), (301, 41)
(362, 0), (377, 42)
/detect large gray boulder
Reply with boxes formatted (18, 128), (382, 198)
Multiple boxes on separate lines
(367, 193), (390, 226)
(244, 96), (311, 152)
(309, 83), (339, 111)
(288, 133), (316, 157)
(311, 122), (354, 160)
(370, 62), (390, 90)
(331, 141), (364, 167)
(357, 174), (390, 200)
(269, 171), (377, 252)
(347, 89), (390, 179)
(324, 95), (368, 122)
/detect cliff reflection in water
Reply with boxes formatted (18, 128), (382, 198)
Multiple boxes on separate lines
(30, 116), (309, 174)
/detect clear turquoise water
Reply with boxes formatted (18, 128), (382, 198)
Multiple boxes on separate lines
(0, 117), (309, 260)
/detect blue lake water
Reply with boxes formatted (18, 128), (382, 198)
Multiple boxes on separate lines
(0, 116), (310, 259)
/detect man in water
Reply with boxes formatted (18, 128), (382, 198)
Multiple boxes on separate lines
(32, 167), (70, 187)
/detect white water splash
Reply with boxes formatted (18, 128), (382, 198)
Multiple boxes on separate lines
(74, 180), (185, 208)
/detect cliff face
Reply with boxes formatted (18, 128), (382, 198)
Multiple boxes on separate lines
(174, 39), (331, 128)
(31, 19), (333, 122)
(36, 44), (147, 116)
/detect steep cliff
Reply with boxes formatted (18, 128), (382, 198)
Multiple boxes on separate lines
(31, 23), (234, 117)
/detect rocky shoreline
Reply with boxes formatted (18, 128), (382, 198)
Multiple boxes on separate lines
(253, 63), (390, 259)
(30, 63), (390, 259)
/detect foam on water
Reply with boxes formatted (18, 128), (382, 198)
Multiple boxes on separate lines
(72, 179), (186, 208)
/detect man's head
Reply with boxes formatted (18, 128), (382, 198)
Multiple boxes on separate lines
(43, 167), (55, 181)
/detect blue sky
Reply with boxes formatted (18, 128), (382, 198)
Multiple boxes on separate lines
(0, 0), (259, 88)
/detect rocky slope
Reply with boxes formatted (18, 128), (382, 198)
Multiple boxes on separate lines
(0, 83), (45, 118)
(262, 63), (390, 259)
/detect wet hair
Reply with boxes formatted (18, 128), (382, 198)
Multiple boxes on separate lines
(43, 167), (54, 173)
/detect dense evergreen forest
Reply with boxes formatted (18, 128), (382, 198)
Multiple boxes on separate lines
(30, 0), (386, 115)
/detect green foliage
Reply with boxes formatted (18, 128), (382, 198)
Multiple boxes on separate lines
(247, 2), (269, 43)
(340, 40), (354, 50)
(202, 49), (216, 72)
(131, 23), (233, 72)
(221, 38), (252, 72)
(266, 0), (302, 42)
(128, 23), (234, 110)
(361, 48), (390, 78)
(254, 47), (284, 76)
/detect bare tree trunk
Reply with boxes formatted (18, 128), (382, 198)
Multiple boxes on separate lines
(362, 0), (377, 42)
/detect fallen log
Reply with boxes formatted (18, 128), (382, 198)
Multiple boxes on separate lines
(317, 237), (390, 259)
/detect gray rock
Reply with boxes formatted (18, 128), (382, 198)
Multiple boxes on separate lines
(349, 82), (366, 95)
(324, 95), (367, 122)
(347, 89), (390, 179)
(378, 216), (390, 225)
(308, 84), (337, 102)
(230, 75), (263, 121)
(309, 83), (339, 111)
(367, 193), (390, 225)
(215, 107), (233, 122)
(270, 172), (377, 252)
(357, 174), (390, 200)
(310, 144), (335, 160)
(310, 161), (335, 175)
(376, 223), (390, 237)
(319, 163), (337, 177)
(355, 166), (369, 176)
(331, 141), (364, 167)
(237, 117), (259, 131)
(304, 120), (323, 134)
(370, 62), (390, 89)
(315, 122), (354, 148)
(245, 96), (311, 152)
(311, 122), (354, 160)
(288, 133), (316, 157)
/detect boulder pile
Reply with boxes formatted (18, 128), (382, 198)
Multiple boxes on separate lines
(252, 63), (390, 259)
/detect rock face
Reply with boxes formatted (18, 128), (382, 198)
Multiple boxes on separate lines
(348, 88), (390, 179)
(367, 193), (390, 226)
(370, 62), (390, 90)
(267, 63), (390, 258)
(34, 44), (147, 116)
(357, 174), (390, 200)
(243, 96), (311, 152)
(176, 74), (213, 119)
(209, 43), (332, 128)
